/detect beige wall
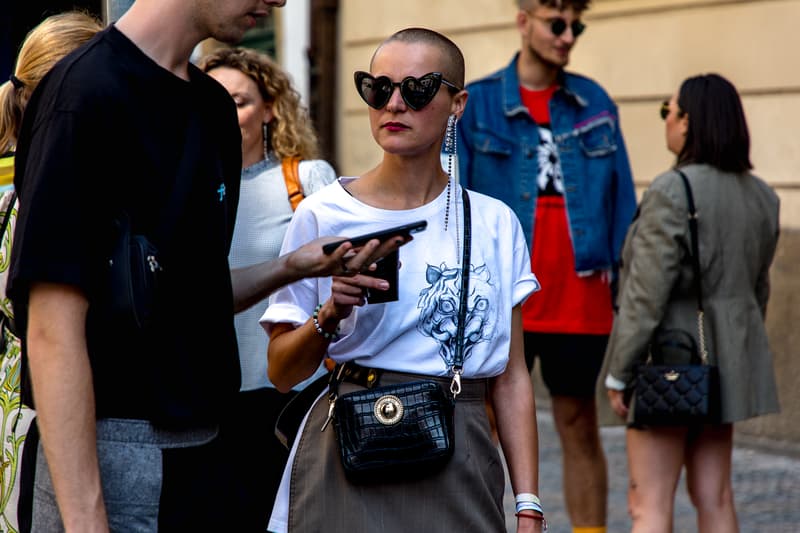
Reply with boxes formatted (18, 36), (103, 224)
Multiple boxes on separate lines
(338, 0), (518, 178)
(337, 0), (800, 447)
(338, 0), (800, 228)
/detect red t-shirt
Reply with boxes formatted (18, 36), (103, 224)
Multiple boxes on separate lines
(519, 85), (612, 334)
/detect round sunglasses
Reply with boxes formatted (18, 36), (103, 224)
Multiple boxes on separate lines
(528, 13), (586, 38)
(354, 71), (461, 111)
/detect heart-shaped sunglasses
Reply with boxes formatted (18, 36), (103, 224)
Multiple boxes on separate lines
(354, 71), (461, 111)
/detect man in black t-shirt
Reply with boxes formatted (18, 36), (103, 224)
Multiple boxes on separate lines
(8, 1), (292, 530)
(10, 0), (411, 526)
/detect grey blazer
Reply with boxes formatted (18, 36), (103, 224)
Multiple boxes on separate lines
(597, 163), (780, 425)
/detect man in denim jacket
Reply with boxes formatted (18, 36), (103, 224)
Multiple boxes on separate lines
(458, 1), (636, 532)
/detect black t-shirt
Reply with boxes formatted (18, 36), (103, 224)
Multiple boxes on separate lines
(10, 26), (242, 427)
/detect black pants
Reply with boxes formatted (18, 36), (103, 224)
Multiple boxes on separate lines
(204, 387), (297, 532)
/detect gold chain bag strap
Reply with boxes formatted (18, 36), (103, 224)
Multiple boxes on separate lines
(325, 189), (471, 483)
(632, 169), (721, 426)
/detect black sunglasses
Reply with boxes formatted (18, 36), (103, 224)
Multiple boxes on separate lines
(660, 100), (670, 120)
(354, 71), (461, 111)
(529, 14), (586, 38)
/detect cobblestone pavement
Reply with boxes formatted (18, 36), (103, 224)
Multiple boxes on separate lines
(504, 408), (800, 532)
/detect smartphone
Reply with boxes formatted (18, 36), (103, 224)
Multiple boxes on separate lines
(321, 220), (427, 255)
(365, 250), (399, 304)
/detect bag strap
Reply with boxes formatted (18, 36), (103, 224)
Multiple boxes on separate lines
(326, 188), (473, 406)
(282, 157), (304, 211)
(0, 191), (21, 426)
(675, 168), (708, 364)
(0, 191), (18, 338)
(0, 191), (17, 244)
(450, 188), (471, 398)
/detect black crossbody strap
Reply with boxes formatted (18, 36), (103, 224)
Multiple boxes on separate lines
(0, 190), (21, 427)
(0, 191), (17, 243)
(449, 188), (471, 398)
(453, 188), (471, 372)
(329, 189), (473, 403)
(0, 191), (17, 338)
(675, 169), (702, 310)
(675, 168), (708, 363)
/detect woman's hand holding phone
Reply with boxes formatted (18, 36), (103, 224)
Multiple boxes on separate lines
(321, 220), (426, 305)
(320, 220), (426, 255)
(285, 233), (405, 280)
(322, 239), (403, 322)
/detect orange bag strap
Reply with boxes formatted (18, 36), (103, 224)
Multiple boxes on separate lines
(281, 157), (304, 211)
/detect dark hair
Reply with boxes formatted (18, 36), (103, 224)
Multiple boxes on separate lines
(676, 73), (752, 173)
(372, 27), (465, 89)
(518, 0), (592, 12)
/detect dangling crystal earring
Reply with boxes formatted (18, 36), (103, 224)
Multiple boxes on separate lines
(443, 114), (457, 233)
(262, 122), (270, 162)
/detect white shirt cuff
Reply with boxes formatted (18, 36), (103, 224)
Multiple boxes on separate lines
(605, 374), (627, 391)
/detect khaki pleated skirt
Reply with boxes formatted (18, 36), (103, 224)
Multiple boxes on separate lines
(287, 371), (506, 532)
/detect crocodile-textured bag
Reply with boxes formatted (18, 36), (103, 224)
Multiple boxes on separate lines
(334, 380), (454, 482)
(632, 170), (720, 426)
(329, 190), (472, 483)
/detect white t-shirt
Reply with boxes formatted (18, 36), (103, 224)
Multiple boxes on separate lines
(262, 177), (539, 533)
(261, 177), (539, 379)
(230, 158), (335, 391)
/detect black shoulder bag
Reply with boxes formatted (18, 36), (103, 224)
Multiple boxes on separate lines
(107, 114), (202, 329)
(632, 169), (721, 426)
(325, 188), (472, 483)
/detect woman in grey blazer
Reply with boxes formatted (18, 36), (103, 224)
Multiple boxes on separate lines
(597, 74), (780, 532)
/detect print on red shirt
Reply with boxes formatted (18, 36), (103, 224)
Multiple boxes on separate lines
(520, 84), (612, 335)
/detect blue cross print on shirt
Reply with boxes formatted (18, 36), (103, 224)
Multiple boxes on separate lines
(217, 183), (226, 202)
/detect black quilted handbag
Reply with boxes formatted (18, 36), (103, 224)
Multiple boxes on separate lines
(632, 170), (721, 427)
(633, 330), (720, 426)
(328, 190), (472, 483)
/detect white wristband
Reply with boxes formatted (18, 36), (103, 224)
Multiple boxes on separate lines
(514, 492), (541, 505)
(515, 501), (543, 514)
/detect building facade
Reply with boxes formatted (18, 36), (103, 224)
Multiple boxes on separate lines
(335, 0), (800, 450)
(24, 0), (793, 451)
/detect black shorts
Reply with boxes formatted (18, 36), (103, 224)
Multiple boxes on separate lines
(524, 332), (608, 397)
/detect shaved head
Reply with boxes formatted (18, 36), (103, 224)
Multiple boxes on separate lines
(517, 0), (591, 12)
(372, 27), (465, 88)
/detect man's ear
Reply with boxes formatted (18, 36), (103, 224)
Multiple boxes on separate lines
(516, 10), (529, 35)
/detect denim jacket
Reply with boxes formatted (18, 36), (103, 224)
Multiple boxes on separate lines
(457, 53), (636, 273)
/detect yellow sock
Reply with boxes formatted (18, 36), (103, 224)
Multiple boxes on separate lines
(573, 527), (607, 533)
